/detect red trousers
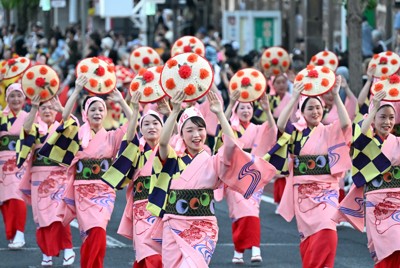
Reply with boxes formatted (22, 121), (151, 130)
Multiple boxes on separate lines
(273, 177), (286, 204)
(0, 199), (26, 240)
(36, 222), (73, 256)
(300, 229), (337, 268)
(232, 216), (261, 253)
(133, 254), (162, 268)
(81, 227), (106, 268)
(375, 251), (400, 268)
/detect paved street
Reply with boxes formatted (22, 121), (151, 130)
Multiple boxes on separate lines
(0, 190), (374, 268)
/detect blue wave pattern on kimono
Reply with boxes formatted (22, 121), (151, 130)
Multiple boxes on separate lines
(238, 155), (261, 198)
(339, 197), (365, 218)
(313, 189), (338, 208)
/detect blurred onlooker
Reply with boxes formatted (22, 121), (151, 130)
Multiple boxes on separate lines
(101, 37), (118, 64)
(372, 29), (387, 54)
(362, 16), (373, 59)
(13, 28), (27, 56)
(85, 32), (101, 58)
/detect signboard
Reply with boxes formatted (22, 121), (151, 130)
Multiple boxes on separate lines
(223, 11), (281, 55)
(99, 0), (132, 17)
(51, 0), (66, 8)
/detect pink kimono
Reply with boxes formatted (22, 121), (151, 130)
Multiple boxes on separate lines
(148, 135), (276, 267)
(322, 95), (357, 125)
(272, 92), (292, 120)
(0, 111), (28, 203)
(337, 133), (400, 264)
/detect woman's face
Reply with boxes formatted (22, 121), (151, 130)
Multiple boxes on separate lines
(321, 91), (334, 107)
(141, 115), (162, 143)
(7, 91), (25, 113)
(236, 102), (253, 123)
(302, 98), (323, 127)
(181, 119), (206, 155)
(39, 102), (57, 125)
(373, 106), (395, 138)
(87, 101), (106, 128)
(273, 75), (288, 96)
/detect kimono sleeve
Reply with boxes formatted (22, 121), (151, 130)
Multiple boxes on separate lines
(216, 135), (276, 199)
(16, 124), (39, 168)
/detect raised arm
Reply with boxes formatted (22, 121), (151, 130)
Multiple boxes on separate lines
(259, 92), (275, 129)
(332, 75), (351, 129)
(23, 95), (40, 132)
(125, 92), (140, 142)
(62, 75), (87, 121)
(358, 65), (376, 107)
(158, 91), (186, 161)
(224, 89), (240, 119)
(108, 88), (133, 121)
(361, 90), (386, 134)
(277, 82), (304, 133)
(208, 90), (235, 139)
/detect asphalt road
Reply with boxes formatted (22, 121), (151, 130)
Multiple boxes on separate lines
(0, 190), (374, 268)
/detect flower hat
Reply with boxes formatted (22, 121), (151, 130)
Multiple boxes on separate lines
(160, 53), (214, 102)
(76, 57), (116, 94)
(228, 68), (267, 102)
(171, 36), (205, 57)
(129, 46), (162, 73)
(1, 57), (31, 79)
(368, 51), (400, 78)
(129, 65), (165, 103)
(115, 65), (135, 86)
(294, 65), (336, 97)
(21, 65), (60, 101)
(309, 50), (338, 71)
(371, 74), (400, 101)
(260, 47), (290, 76)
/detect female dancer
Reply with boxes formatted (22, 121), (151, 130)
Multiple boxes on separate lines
(39, 75), (132, 268)
(17, 95), (75, 266)
(0, 83), (28, 249)
(275, 76), (352, 268)
(146, 89), (276, 267)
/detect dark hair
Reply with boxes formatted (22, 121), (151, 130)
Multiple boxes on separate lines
(141, 114), (163, 128)
(235, 102), (254, 113)
(377, 104), (395, 113)
(180, 116), (206, 135)
(300, 97), (323, 112)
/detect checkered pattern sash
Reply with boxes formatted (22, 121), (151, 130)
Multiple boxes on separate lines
(32, 149), (59, 166)
(351, 122), (391, 187)
(365, 166), (400, 192)
(164, 189), (215, 217)
(38, 118), (81, 167)
(263, 131), (291, 175)
(0, 111), (16, 132)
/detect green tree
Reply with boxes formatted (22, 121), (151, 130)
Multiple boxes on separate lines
(1, 0), (40, 33)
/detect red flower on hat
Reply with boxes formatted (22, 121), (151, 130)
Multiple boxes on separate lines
(40, 90), (49, 99)
(39, 66), (48, 75)
(143, 87), (153, 97)
(183, 45), (192, 53)
(390, 74), (400, 84)
(295, 74), (304, 81)
(271, 58), (279, 65)
(80, 65), (89, 73)
(50, 79), (58, 87)
(142, 71), (154, 83)
(11, 66), (18, 72)
(184, 84), (196, 95)
(142, 57), (151, 65)
(178, 65), (192, 79)
(381, 67), (389, 74)
(130, 82), (140, 91)
(391, 59), (398, 65)
(241, 77), (251, 87)
(241, 91), (249, 99)
(35, 77), (46, 87)
(7, 59), (16, 66)
(321, 67), (330, 74)
(166, 78), (176, 90)
(255, 83), (263, 91)
(231, 82), (238, 90)
(95, 66), (105, 76)
(317, 59), (325, 65)
(104, 79), (113, 87)
(26, 87), (35, 96)
(89, 79), (98, 88)
(389, 88), (399, 97)
(304, 83), (313, 91)
(167, 59), (178, 69)
(380, 57), (388, 64)
(199, 68), (209, 79)
(195, 48), (203, 55)
(26, 72), (34, 80)
(374, 83), (384, 92)
(307, 70), (319, 78)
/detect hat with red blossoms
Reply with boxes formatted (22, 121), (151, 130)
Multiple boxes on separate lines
(129, 46), (162, 73)
(171, 36), (205, 57)
(1, 57), (31, 79)
(294, 65), (336, 97)
(129, 65), (165, 103)
(368, 51), (400, 78)
(371, 74), (400, 101)
(21, 64), (60, 101)
(160, 52), (214, 102)
(228, 68), (267, 102)
(309, 50), (339, 71)
(260, 47), (290, 76)
(76, 57), (116, 95)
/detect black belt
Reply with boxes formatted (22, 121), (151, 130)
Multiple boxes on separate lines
(293, 155), (330, 176)
(165, 189), (215, 217)
(75, 158), (111, 180)
(366, 166), (400, 192)
(0, 135), (18, 151)
(133, 176), (150, 201)
(32, 149), (59, 166)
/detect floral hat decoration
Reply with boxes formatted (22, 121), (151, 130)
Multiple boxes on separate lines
(294, 65), (336, 97)
(115, 65), (135, 86)
(371, 74), (400, 101)
(260, 47), (290, 76)
(1, 57), (31, 79)
(309, 51), (338, 71)
(171, 36), (205, 57)
(129, 65), (165, 103)
(160, 53), (214, 102)
(76, 57), (116, 94)
(21, 65), (60, 101)
(368, 51), (400, 78)
(228, 68), (267, 102)
(129, 46), (162, 73)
